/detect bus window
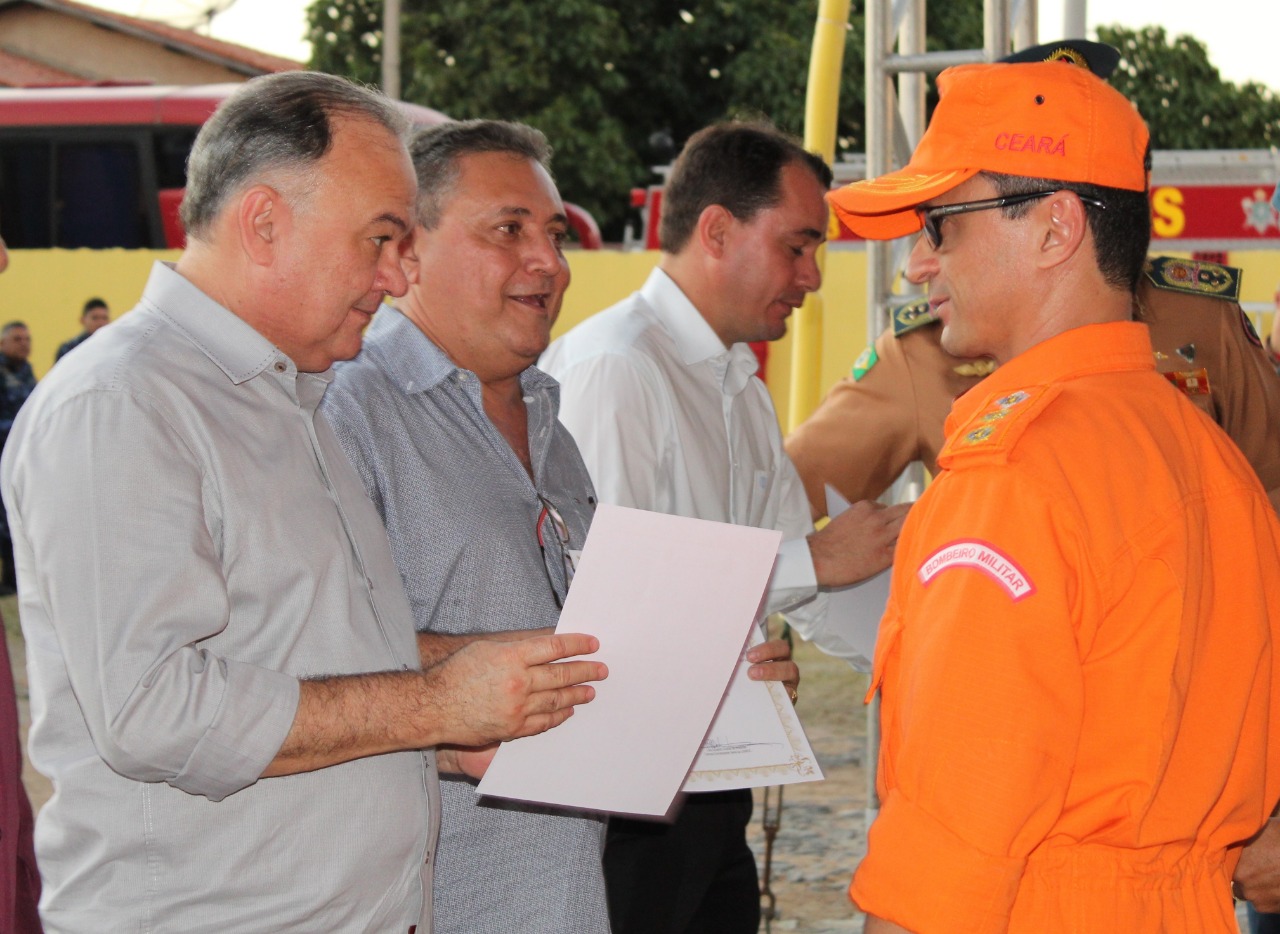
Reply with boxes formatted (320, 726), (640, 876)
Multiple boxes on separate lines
(154, 128), (198, 190)
(0, 137), (149, 248)
(58, 141), (147, 248)
(0, 139), (53, 248)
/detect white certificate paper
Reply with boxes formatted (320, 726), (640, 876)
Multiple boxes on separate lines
(682, 626), (823, 792)
(477, 504), (782, 816)
(821, 486), (891, 672)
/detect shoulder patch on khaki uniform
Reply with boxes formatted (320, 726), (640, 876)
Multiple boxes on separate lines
(891, 298), (939, 338)
(1143, 256), (1241, 302)
(1237, 307), (1264, 348)
(851, 345), (878, 381)
(938, 385), (1062, 468)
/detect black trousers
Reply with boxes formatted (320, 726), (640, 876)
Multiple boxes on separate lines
(605, 789), (760, 934)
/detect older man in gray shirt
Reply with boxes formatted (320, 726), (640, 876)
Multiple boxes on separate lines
(322, 120), (796, 933)
(1, 76), (605, 933)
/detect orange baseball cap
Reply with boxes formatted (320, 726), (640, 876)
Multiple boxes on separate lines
(828, 61), (1150, 240)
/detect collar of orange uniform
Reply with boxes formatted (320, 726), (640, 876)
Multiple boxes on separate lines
(945, 320), (1156, 435)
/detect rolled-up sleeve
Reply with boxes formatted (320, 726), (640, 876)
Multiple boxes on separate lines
(8, 389), (298, 800)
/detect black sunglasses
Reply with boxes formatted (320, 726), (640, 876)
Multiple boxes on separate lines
(915, 189), (1106, 250)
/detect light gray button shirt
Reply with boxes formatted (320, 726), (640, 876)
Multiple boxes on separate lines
(323, 306), (608, 934)
(1, 262), (438, 933)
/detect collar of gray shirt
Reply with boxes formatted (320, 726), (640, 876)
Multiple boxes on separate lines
(362, 302), (562, 403)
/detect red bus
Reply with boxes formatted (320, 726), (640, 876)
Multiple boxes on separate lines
(0, 83), (602, 250)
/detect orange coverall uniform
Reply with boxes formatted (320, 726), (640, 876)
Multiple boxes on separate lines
(852, 321), (1280, 933)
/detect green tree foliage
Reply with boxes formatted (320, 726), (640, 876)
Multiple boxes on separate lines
(305, 0), (992, 236)
(1099, 24), (1280, 149)
(308, 0), (636, 234)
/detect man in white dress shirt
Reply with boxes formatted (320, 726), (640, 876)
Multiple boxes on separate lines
(542, 120), (907, 934)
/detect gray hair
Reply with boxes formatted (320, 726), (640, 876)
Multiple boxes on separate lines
(408, 120), (553, 229)
(180, 71), (410, 239)
(1, 321), (27, 336)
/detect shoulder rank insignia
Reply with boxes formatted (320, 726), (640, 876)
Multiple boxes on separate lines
(1143, 256), (1241, 302)
(851, 345), (878, 381)
(891, 297), (938, 338)
(939, 384), (1062, 468)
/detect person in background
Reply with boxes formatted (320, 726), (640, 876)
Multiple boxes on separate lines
(53, 298), (109, 363)
(0, 231), (41, 933)
(0, 321), (35, 595)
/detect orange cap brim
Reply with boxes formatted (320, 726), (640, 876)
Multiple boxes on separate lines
(827, 62), (1149, 241)
(827, 168), (979, 239)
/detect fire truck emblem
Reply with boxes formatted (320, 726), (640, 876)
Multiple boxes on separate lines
(1242, 188), (1279, 235)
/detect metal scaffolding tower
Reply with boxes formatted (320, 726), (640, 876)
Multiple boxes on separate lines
(862, 0), (1040, 343)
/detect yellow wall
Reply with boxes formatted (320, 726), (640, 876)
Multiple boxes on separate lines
(3, 247), (1273, 409)
(0, 249), (181, 378)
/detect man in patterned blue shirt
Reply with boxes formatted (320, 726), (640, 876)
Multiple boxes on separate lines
(322, 119), (800, 934)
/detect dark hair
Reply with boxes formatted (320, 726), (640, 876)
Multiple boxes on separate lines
(659, 121), (833, 254)
(180, 72), (409, 238)
(981, 168), (1151, 292)
(82, 297), (107, 315)
(1, 321), (27, 335)
(409, 120), (553, 229)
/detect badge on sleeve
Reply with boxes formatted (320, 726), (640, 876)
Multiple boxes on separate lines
(1164, 367), (1211, 396)
(851, 345), (878, 381)
(918, 539), (1036, 601)
(1238, 308), (1264, 349)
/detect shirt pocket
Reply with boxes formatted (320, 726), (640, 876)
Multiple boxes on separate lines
(745, 468), (775, 528)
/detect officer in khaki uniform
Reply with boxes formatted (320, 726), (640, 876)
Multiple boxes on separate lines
(787, 256), (1280, 515)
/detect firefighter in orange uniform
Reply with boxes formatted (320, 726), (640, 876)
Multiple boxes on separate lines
(786, 257), (1280, 515)
(828, 59), (1280, 934)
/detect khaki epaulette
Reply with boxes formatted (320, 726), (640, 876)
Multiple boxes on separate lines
(1143, 256), (1242, 302)
(891, 297), (939, 338)
(938, 385), (1063, 468)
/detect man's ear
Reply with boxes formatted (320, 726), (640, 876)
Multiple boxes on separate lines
(237, 186), (284, 266)
(695, 204), (734, 260)
(1038, 191), (1089, 269)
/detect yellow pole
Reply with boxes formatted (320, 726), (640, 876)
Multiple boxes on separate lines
(788, 0), (851, 432)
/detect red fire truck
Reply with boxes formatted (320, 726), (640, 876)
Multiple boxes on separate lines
(627, 149), (1280, 255)
(625, 150), (1280, 378)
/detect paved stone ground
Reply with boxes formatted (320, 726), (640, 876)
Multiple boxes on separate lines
(4, 603), (1252, 932)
